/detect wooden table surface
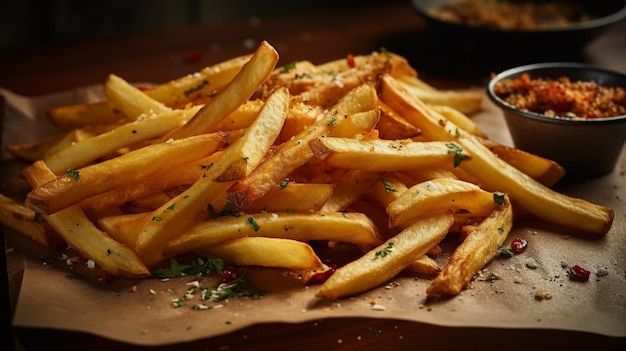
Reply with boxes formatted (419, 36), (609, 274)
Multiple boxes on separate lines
(2, 2), (626, 350)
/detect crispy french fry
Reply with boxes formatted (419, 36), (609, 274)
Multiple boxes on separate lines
(23, 161), (150, 277)
(104, 74), (171, 119)
(375, 101), (422, 140)
(6, 129), (94, 162)
(0, 194), (62, 250)
(427, 195), (513, 297)
(320, 170), (382, 212)
(310, 137), (466, 172)
(380, 74), (614, 235)
(135, 85), (289, 267)
(43, 106), (202, 175)
(163, 41), (279, 141)
(25, 133), (225, 215)
(194, 237), (325, 271)
(316, 212), (454, 300)
(227, 83), (378, 209)
(387, 178), (498, 229)
(244, 183), (335, 213)
(399, 80), (483, 115)
(164, 211), (383, 258)
(428, 104), (486, 138)
(478, 137), (565, 186)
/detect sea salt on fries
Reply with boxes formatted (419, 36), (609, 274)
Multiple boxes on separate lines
(1, 41), (615, 302)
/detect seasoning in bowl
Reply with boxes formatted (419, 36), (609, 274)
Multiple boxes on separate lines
(492, 73), (626, 119)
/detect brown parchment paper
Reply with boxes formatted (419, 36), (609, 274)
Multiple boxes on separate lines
(2, 86), (625, 346)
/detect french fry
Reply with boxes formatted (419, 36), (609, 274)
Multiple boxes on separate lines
(25, 133), (226, 215)
(309, 137), (467, 172)
(387, 178), (498, 229)
(0, 194), (62, 250)
(399, 80), (483, 115)
(227, 83), (378, 209)
(104, 74), (171, 119)
(375, 100), (422, 140)
(47, 53), (252, 127)
(43, 106), (202, 175)
(428, 104), (486, 138)
(164, 211), (383, 258)
(194, 237), (325, 272)
(244, 183), (335, 213)
(23, 161), (150, 277)
(135, 85), (289, 267)
(319, 170), (382, 212)
(427, 195), (513, 297)
(380, 74), (614, 235)
(316, 212), (454, 300)
(163, 41), (279, 141)
(6, 129), (94, 162)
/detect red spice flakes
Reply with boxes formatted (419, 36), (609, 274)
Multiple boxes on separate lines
(494, 73), (626, 119)
(568, 265), (591, 282)
(510, 238), (528, 254)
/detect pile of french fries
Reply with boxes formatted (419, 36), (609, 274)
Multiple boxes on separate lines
(1, 41), (614, 300)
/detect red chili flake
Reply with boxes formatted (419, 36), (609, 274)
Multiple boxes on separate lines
(347, 54), (356, 68)
(98, 270), (114, 283)
(568, 265), (590, 282)
(134, 84), (151, 92)
(186, 50), (203, 63)
(221, 266), (237, 283)
(510, 238), (528, 254)
(308, 264), (337, 285)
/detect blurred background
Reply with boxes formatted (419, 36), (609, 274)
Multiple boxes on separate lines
(0, 0), (400, 51)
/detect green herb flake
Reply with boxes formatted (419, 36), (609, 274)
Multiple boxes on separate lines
(184, 79), (209, 97)
(446, 143), (468, 167)
(152, 216), (162, 222)
(246, 216), (260, 232)
(33, 212), (41, 223)
(66, 273), (80, 280)
(242, 156), (249, 164)
(281, 60), (298, 72)
(167, 203), (176, 211)
(381, 178), (397, 194)
(330, 116), (337, 126)
(152, 257), (225, 279)
(210, 272), (265, 301)
(374, 242), (395, 260)
(66, 168), (80, 182)
(498, 244), (514, 258)
(279, 178), (290, 189)
(493, 192), (506, 206)
(171, 298), (185, 308)
(498, 226), (505, 234)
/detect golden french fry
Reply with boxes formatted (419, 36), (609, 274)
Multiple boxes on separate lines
(47, 53), (252, 127)
(104, 74), (171, 119)
(22, 161), (150, 277)
(0, 194), (62, 250)
(428, 104), (486, 138)
(135, 84), (289, 267)
(309, 137), (467, 172)
(404, 255), (441, 276)
(478, 137), (565, 186)
(163, 41), (279, 141)
(165, 211), (383, 258)
(316, 212), (454, 300)
(399, 80), (483, 115)
(427, 195), (513, 297)
(215, 87), (290, 182)
(376, 100), (422, 140)
(366, 173), (409, 209)
(227, 83), (378, 209)
(320, 170), (382, 212)
(195, 237), (325, 271)
(6, 129), (93, 162)
(43, 106), (202, 175)
(387, 178), (498, 229)
(25, 133), (225, 215)
(245, 183), (335, 213)
(380, 74), (614, 235)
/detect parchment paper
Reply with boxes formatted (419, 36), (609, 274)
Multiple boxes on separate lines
(2, 86), (625, 346)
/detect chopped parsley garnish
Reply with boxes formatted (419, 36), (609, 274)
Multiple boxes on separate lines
(208, 201), (240, 218)
(446, 143), (468, 167)
(279, 178), (290, 189)
(281, 60), (297, 72)
(246, 216), (260, 231)
(493, 192), (506, 206)
(498, 244), (514, 258)
(330, 116), (337, 126)
(66, 168), (80, 182)
(497, 226), (505, 234)
(171, 298), (185, 308)
(374, 242), (395, 260)
(183, 79), (208, 97)
(381, 178), (397, 193)
(167, 203), (176, 211)
(33, 212), (41, 223)
(379, 46), (390, 57)
(152, 257), (225, 279)
(152, 216), (162, 222)
(208, 272), (265, 301)
(242, 156), (249, 164)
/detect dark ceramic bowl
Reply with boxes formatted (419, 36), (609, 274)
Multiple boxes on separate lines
(411, 0), (626, 52)
(487, 62), (626, 179)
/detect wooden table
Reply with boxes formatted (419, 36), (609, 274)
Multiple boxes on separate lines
(2, 2), (626, 350)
